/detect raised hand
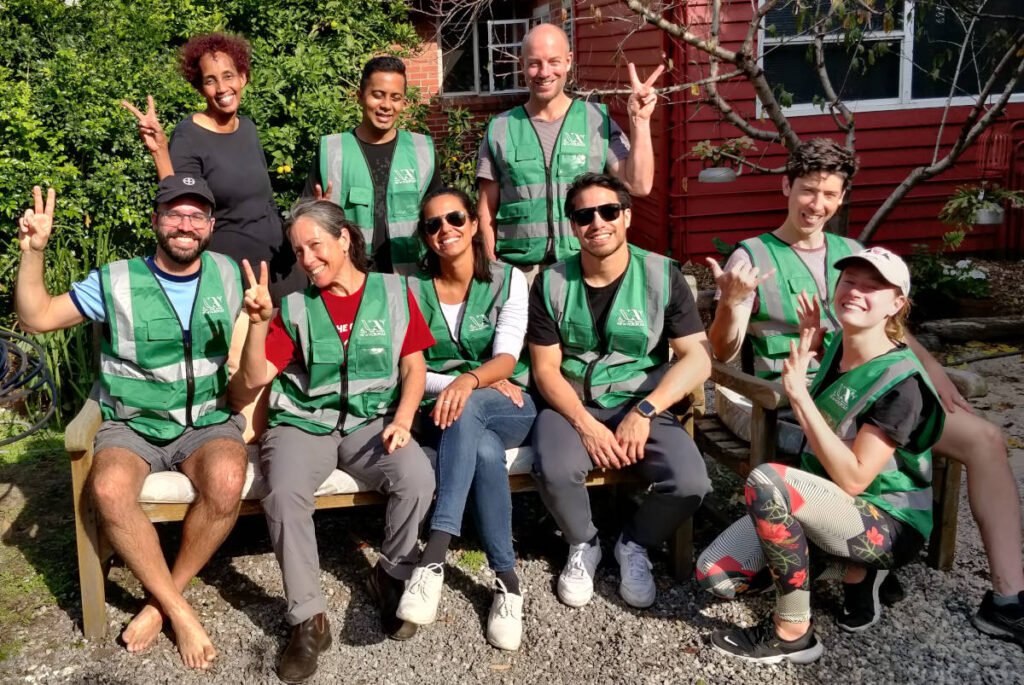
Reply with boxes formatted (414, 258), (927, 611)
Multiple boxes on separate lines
(781, 327), (816, 400)
(18, 186), (56, 253)
(313, 181), (334, 202)
(241, 259), (273, 323)
(795, 290), (826, 357)
(626, 62), (665, 121)
(706, 256), (776, 307)
(121, 96), (168, 154)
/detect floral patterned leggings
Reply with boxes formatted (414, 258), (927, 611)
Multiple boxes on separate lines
(697, 462), (912, 623)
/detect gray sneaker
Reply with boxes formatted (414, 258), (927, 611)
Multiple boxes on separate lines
(613, 535), (656, 608)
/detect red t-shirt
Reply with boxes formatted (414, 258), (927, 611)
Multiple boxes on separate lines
(265, 282), (435, 372)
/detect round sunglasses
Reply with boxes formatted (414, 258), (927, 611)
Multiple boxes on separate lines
(569, 203), (623, 226)
(423, 210), (468, 235)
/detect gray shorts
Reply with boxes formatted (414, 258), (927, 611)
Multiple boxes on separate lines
(93, 413), (246, 473)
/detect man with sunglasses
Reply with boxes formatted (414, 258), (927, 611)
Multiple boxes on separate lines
(476, 23), (663, 278)
(527, 173), (712, 609)
(15, 175), (247, 670)
(707, 138), (1024, 647)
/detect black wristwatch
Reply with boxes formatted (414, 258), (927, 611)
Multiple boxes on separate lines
(634, 399), (658, 419)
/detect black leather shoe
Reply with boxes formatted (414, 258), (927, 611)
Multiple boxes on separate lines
(368, 563), (418, 641)
(277, 613), (331, 684)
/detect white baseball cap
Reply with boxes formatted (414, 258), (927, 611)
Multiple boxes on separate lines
(834, 246), (911, 296)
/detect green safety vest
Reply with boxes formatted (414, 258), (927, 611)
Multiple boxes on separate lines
(268, 272), (410, 435)
(486, 99), (610, 266)
(410, 261), (529, 407)
(800, 337), (945, 539)
(97, 252), (242, 442)
(319, 129), (435, 273)
(740, 232), (860, 379)
(543, 245), (673, 408)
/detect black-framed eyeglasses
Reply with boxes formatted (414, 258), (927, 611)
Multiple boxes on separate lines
(569, 203), (623, 226)
(159, 211), (212, 228)
(423, 210), (467, 235)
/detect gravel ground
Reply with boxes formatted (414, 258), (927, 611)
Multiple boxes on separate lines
(2, 362), (1024, 684)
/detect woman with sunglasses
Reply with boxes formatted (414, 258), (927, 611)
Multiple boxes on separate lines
(396, 188), (533, 651)
(123, 32), (304, 302)
(233, 200), (437, 680)
(697, 247), (945, 664)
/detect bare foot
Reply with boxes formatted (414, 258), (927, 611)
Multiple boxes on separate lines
(167, 606), (217, 670)
(121, 602), (163, 653)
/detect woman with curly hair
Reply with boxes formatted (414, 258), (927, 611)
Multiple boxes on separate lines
(123, 32), (305, 302)
(696, 248), (945, 664)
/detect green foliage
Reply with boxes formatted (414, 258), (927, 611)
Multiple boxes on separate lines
(691, 137), (756, 168)
(909, 232), (992, 319)
(939, 182), (1024, 229)
(436, 107), (485, 200)
(0, 0), (422, 422)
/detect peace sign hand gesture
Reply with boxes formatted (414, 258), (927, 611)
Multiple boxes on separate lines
(795, 290), (826, 358)
(121, 95), (168, 154)
(18, 186), (56, 254)
(781, 327), (816, 401)
(626, 62), (665, 122)
(242, 259), (273, 323)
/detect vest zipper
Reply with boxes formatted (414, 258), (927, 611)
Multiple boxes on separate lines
(434, 279), (471, 358)
(354, 130), (396, 254)
(526, 107), (573, 262)
(581, 255), (629, 405)
(146, 258), (198, 427)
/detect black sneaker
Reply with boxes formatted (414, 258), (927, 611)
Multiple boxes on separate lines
(710, 617), (824, 664)
(367, 563), (418, 641)
(837, 568), (887, 632)
(879, 570), (905, 606)
(971, 591), (1024, 647)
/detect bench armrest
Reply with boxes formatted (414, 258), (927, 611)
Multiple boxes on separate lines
(710, 360), (791, 411)
(65, 398), (102, 456)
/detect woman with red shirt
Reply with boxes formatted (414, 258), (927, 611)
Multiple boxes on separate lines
(233, 200), (435, 683)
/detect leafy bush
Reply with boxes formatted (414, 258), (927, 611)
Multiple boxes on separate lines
(0, 0), (422, 421)
(436, 107), (484, 200)
(908, 231), (992, 321)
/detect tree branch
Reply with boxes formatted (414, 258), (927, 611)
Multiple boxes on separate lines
(571, 69), (744, 97)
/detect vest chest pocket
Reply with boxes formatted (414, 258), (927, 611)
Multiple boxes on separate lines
(495, 199), (532, 224)
(787, 277), (819, 298)
(562, 321), (597, 352)
(607, 329), (648, 358)
(348, 338), (394, 377)
(145, 318), (182, 341)
(388, 190), (421, 220)
(307, 336), (344, 390)
(555, 151), (589, 181)
(507, 144), (542, 185)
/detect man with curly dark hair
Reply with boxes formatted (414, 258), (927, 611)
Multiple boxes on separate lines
(706, 137), (1024, 649)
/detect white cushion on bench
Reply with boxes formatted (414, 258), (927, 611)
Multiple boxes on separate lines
(138, 444), (536, 504)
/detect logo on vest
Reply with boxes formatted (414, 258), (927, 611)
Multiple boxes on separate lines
(466, 314), (491, 332)
(392, 168), (416, 185)
(358, 319), (387, 337)
(201, 296), (224, 315)
(615, 308), (645, 327)
(828, 384), (856, 411)
(562, 132), (585, 147)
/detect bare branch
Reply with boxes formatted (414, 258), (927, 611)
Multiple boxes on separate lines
(717, 150), (787, 175)
(571, 69), (745, 98)
(623, 0), (737, 62)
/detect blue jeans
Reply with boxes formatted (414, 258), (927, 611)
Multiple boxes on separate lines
(427, 388), (537, 573)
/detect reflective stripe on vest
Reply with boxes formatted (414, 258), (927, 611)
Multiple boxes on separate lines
(801, 338), (945, 539)
(487, 100), (609, 266)
(268, 272), (409, 435)
(320, 129), (435, 273)
(97, 252), (242, 441)
(410, 262), (529, 405)
(544, 245), (671, 408)
(741, 232), (860, 379)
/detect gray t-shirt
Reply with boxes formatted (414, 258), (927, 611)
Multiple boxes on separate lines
(715, 240), (828, 314)
(476, 107), (630, 180)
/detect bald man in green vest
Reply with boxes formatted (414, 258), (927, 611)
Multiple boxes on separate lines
(477, 23), (663, 279)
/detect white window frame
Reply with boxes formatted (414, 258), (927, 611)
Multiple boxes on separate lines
(441, 17), (531, 96)
(757, 0), (1024, 116)
(487, 19), (531, 93)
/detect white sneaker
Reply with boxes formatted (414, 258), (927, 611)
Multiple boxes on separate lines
(486, 579), (523, 651)
(614, 535), (656, 608)
(557, 540), (602, 607)
(396, 563), (444, 625)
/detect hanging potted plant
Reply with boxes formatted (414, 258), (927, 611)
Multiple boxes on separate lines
(692, 137), (755, 183)
(939, 182), (1024, 227)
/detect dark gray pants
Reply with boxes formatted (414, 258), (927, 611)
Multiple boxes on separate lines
(532, 405), (711, 547)
(260, 418), (435, 625)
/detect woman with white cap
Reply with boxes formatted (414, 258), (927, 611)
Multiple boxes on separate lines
(696, 247), (945, 664)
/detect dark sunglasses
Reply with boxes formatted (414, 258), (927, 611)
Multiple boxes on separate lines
(569, 203), (623, 226)
(423, 210), (468, 235)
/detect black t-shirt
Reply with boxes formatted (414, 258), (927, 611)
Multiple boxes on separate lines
(526, 264), (705, 348)
(814, 343), (931, 448)
(169, 115), (304, 301)
(303, 133), (442, 273)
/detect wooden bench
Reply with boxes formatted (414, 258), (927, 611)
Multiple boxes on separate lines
(694, 358), (964, 572)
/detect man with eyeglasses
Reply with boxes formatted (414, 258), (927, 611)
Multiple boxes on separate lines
(476, 23), (663, 279)
(14, 174), (246, 670)
(526, 173), (712, 609)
